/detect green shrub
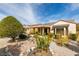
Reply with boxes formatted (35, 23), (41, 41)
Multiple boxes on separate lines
(61, 35), (69, 46)
(0, 16), (24, 41)
(55, 34), (61, 39)
(77, 34), (79, 42)
(35, 35), (51, 50)
(69, 34), (77, 41)
(56, 35), (69, 46)
(48, 33), (53, 38)
(48, 33), (53, 42)
(19, 34), (27, 39)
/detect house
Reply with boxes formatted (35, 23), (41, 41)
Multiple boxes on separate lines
(24, 20), (79, 36)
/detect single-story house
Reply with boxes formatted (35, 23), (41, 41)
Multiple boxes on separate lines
(24, 20), (79, 36)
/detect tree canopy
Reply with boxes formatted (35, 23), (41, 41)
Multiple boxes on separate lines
(0, 16), (24, 40)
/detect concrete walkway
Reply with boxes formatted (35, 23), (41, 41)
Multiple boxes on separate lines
(0, 38), (11, 48)
(49, 41), (78, 56)
(67, 40), (79, 56)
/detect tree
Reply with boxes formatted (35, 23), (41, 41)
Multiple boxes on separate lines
(0, 16), (24, 41)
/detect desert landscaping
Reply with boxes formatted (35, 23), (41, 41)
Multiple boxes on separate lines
(0, 36), (79, 56)
(0, 16), (79, 56)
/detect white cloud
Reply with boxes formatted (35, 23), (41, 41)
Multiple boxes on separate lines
(70, 14), (79, 22)
(0, 4), (38, 25)
(0, 13), (7, 21)
(24, 4), (38, 24)
(70, 3), (79, 11)
(1, 3), (79, 25)
(43, 14), (66, 23)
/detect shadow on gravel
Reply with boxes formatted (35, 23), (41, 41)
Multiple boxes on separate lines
(0, 44), (21, 56)
(8, 37), (29, 43)
(66, 44), (79, 56)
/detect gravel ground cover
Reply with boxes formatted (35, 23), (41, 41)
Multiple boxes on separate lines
(0, 38), (79, 56)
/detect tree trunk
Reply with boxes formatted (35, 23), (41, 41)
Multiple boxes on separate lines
(12, 37), (16, 42)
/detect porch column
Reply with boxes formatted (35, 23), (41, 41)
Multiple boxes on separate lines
(33, 28), (35, 33)
(64, 27), (66, 35)
(42, 28), (44, 35)
(47, 28), (49, 34)
(55, 28), (56, 35)
(40, 28), (42, 35)
(39, 28), (41, 35)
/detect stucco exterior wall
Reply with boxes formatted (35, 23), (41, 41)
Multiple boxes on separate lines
(53, 21), (76, 34)
(68, 24), (76, 34)
(25, 20), (77, 35)
(26, 28), (31, 34)
(50, 25), (54, 33)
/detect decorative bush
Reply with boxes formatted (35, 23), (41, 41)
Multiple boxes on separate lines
(35, 35), (52, 50)
(48, 33), (53, 42)
(69, 34), (77, 41)
(54, 34), (61, 45)
(77, 34), (79, 42)
(55, 34), (61, 39)
(0, 16), (24, 41)
(56, 35), (69, 46)
(19, 34), (27, 39)
(61, 35), (69, 46)
(48, 33), (53, 38)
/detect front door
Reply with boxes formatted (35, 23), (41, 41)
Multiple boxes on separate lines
(57, 28), (64, 35)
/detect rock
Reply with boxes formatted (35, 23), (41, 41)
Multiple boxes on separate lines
(27, 48), (52, 56)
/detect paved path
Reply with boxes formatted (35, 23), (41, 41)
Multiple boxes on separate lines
(49, 41), (78, 56)
(67, 40), (79, 56)
(0, 38), (11, 48)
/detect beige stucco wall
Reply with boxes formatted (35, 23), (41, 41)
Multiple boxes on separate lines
(50, 25), (53, 30)
(53, 21), (76, 34)
(68, 24), (76, 34)
(26, 28), (32, 34)
(25, 20), (77, 35)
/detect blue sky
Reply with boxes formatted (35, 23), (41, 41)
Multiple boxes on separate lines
(0, 3), (79, 25)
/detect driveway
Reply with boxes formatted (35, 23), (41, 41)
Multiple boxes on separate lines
(49, 41), (78, 56)
(0, 38), (11, 48)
